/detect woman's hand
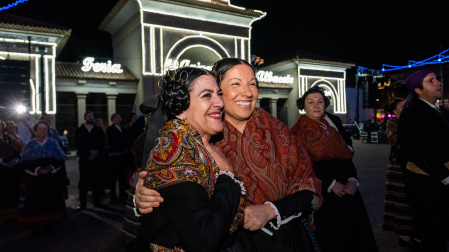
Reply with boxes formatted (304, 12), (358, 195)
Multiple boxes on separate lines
(243, 204), (276, 231)
(343, 179), (357, 195)
(135, 171), (164, 214)
(203, 141), (233, 172)
(331, 182), (346, 197)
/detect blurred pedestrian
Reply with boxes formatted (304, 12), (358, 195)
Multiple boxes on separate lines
(16, 116), (34, 144)
(5, 120), (24, 154)
(74, 111), (106, 211)
(95, 118), (105, 132)
(18, 121), (67, 234)
(106, 113), (127, 203)
(382, 98), (414, 247)
(124, 112), (137, 131)
(40, 113), (61, 145)
(0, 120), (21, 222)
(399, 69), (449, 251)
(124, 115), (146, 189)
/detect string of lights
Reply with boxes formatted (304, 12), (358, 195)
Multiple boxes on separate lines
(358, 48), (449, 73)
(381, 48), (449, 72)
(0, 0), (28, 12)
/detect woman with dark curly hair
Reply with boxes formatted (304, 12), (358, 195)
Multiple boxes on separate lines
(132, 67), (245, 252)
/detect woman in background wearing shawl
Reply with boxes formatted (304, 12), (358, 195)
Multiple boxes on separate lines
(291, 88), (378, 252)
(135, 58), (322, 252)
(18, 121), (67, 233)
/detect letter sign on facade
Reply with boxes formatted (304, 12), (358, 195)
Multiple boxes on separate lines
(81, 57), (124, 74)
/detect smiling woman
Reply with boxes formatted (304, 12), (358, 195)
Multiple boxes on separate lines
(132, 67), (245, 252)
(135, 59), (323, 252)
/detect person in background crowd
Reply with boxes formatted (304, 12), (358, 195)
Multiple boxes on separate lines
(40, 113), (61, 145)
(399, 69), (449, 251)
(17, 116), (35, 145)
(124, 113), (137, 131)
(94, 118), (108, 198)
(95, 118), (105, 132)
(18, 121), (67, 234)
(291, 87), (378, 252)
(382, 98), (414, 247)
(0, 120), (21, 222)
(135, 58), (322, 252)
(74, 111), (106, 211)
(5, 121), (24, 155)
(132, 67), (244, 252)
(124, 115), (146, 193)
(38, 114), (70, 198)
(107, 113), (128, 203)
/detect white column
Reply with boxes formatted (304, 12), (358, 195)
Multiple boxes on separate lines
(256, 99), (261, 108)
(76, 93), (88, 126)
(106, 94), (117, 126)
(270, 98), (278, 118)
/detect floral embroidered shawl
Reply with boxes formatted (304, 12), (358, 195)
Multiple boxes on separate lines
(216, 108), (322, 209)
(143, 119), (218, 198)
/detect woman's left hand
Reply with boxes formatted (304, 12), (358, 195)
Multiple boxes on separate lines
(243, 204), (276, 231)
(343, 180), (357, 195)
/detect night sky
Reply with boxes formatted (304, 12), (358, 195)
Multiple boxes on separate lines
(4, 0), (449, 69)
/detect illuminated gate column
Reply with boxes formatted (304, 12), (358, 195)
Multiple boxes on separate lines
(270, 98), (278, 118)
(256, 99), (261, 108)
(76, 92), (88, 126)
(106, 93), (118, 126)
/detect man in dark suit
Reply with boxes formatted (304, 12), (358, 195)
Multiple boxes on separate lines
(106, 113), (128, 202)
(399, 69), (449, 251)
(75, 111), (106, 211)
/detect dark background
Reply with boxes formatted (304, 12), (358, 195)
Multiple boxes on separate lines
(4, 0), (449, 69)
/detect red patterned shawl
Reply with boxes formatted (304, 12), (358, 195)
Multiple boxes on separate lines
(291, 115), (353, 162)
(216, 108), (322, 208)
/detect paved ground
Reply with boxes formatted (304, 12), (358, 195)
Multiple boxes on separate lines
(0, 140), (412, 252)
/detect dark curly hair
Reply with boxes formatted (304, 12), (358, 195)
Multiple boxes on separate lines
(296, 88), (330, 110)
(160, 67), (213, 120)
(211, 58), (259, 89)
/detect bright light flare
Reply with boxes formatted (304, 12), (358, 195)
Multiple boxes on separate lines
(16, 104), (27, 114)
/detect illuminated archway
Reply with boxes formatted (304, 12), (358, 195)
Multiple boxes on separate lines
(164, 36), (229, 71)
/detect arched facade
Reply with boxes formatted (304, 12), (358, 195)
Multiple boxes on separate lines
(99, 0), (266, 107)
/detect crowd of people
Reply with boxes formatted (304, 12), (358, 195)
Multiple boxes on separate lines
(0, 111), (145, 234)
(1, 61), (448, 252)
